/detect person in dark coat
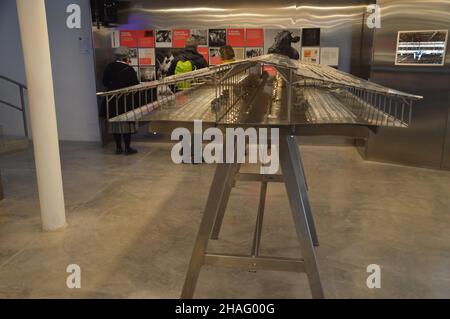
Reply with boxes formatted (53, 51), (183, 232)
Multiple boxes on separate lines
(166, 37), (208, 164)
(167, 37), (208, 76)
(101, 46), (139, 155)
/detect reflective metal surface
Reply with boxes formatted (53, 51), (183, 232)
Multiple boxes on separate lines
(92, 27), (117, 146)
(119, 0), (368, 30)
(92, 28), (116, 92)
(180, 133), (325, 298)
(97, 54), (420, 137)
(365, 0), (450, 169)
(112, 0), (373, 75)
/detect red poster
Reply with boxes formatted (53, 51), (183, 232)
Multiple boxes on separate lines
(246, 28), (264, 47)
(227, 29), (245, 47)
(138, 48), (155, 65)
(120, 30), (137, 47)
(137, 30), (155, 48)
(173, 29), (191, 48)
(198, 47), (209, 64)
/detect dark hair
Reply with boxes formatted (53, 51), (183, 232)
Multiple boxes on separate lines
(220, 45), (235, 60)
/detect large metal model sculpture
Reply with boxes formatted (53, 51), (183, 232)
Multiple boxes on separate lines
(98, 54), (422, 298)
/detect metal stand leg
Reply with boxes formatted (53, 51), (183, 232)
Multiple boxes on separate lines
(298, 145), (309, 192)
(279, 134), (324, 298)
(210, 163), (241, 240)
(251, 181), (268, 258)
(181, 132), (323, 299)
(0, 170), (4, 201)
(181, 162), (239, 298)
(289, 139), (319, 247)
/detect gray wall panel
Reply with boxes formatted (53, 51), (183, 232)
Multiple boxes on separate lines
(0, 0), (29, 137)
(45, 0), (100, 142)
(0, 0), (100, 142)
(366, 0), (450, 169)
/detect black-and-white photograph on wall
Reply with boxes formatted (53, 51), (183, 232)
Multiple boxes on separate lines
(264, 29), (301, 60)
(140, 66), (156, 82)
(246, 47), (263, 58)
(129, 48), (138, 65)
(191, 29), (208, 46)
(155, 30), (172, 48)
(302, 28), (321, 47)
(208, 29), (226, 47)
(155, 48), (181, 78)
(395, 30), (448, 66)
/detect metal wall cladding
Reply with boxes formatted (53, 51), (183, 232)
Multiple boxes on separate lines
(92, 28), (115, 92)
(117, 0), (369, 30)
(366, 0), (450, 169)
(113, 0), (373, 74)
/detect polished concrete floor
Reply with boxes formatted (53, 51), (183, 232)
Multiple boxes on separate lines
(0, 139), (449, 298)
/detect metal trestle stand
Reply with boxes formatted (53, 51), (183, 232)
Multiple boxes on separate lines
(181, 131), (324, 299)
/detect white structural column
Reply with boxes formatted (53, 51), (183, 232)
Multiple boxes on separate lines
(16, 0), (66, 230)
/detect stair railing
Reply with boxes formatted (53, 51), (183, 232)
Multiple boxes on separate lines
(0, 74), (28, 138)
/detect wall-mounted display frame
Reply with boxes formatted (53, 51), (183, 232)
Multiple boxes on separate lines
(320, 47), (339, 67)
(138, 48), (155, 65)
(208, 29), (226, 47)
(227, 28), (245, 47)
(173, 29), (191, 48)
(128, 48), (138, 66)
(395, 30), (448, 66)
(209, 47), (222, 65)
(120, 30), (137, 47)
(245, 28), (264, 47)
(139, 66), (156, 82)
(302, 28), (320, 47)
(301, 47), (320, 64)
(264, 29), (301, 60)
(137, 30), (155, 48)
(234, 47), (245, 60)
(155, 30), (172, 48)
(191, 29), (208, 46)
(246, 47), (263, 58)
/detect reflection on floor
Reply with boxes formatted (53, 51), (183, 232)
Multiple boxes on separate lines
(0, 138), (449, 298)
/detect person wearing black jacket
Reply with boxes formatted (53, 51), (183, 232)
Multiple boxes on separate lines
(101, 46), (139, 155)
(167, 37), (208, 76)
(166, 37), (208, 164)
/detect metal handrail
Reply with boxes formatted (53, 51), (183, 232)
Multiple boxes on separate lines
(0, 75), (28, 137)
(0, 75), (27, 89)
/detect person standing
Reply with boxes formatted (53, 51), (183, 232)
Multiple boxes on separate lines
(166, 37), (208, 163)
(101, 46), (139, 155)
(167, 37), (208, 76)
